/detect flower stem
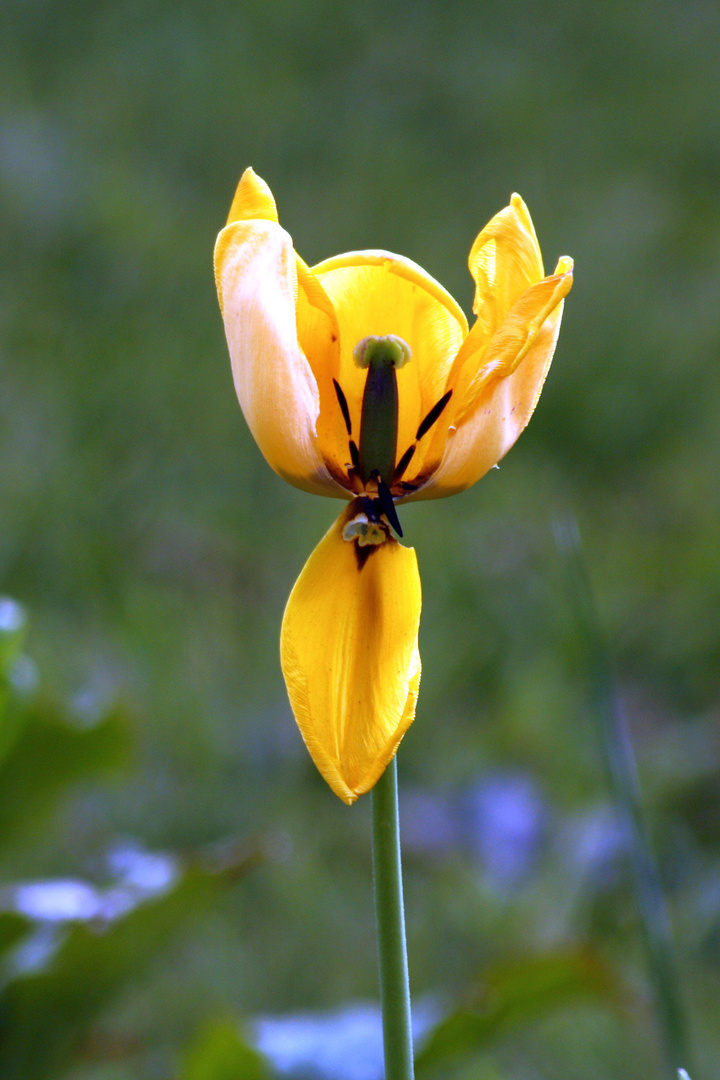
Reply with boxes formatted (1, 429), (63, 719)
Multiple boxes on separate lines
(556, 519), (692, 1079)
(372, 757), (414, 1080)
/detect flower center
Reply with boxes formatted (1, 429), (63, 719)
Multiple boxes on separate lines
(340, 495), (396, 568)
(334, 333), (453, 550)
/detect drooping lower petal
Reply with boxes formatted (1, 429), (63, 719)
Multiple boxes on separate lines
(214, 218), (343, 497)
(280, 505), (422, 804)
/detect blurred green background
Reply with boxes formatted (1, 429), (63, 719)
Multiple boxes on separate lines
(1, 0), (720, 1077)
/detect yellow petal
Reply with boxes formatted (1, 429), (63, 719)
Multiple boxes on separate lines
(225, 167), (278, 226)
(440, 194), (547, 424)
(214, 218), (343, 496)
(414, 257), (573, 499)
(312, 250), (467, 476)
(281, 505), (422, 804)
(294, 256), (351, 488)
(456, 256), (574, 416)
(469, 193), (544, 328)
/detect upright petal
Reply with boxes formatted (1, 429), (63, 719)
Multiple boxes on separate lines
(415, 257), (573, 499)
(214, 218), (343, 496)
(469, 193), (544, 330)
(225, 167), (279, 225)
(455, 257), (574, 418)
(445, 194), (547, 417)
(281, 505), (422, 804)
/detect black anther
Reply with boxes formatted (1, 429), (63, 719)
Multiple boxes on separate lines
(377, 477), (403, 538)
(393, 444), (416, 483)
(416, 389), (453, 441)
(333, 379), (353, 435)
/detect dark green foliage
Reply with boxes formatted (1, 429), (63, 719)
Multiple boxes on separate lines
(0, 913), (32, 957)
(0, 704), (130, 850)
(416, 950), (618, 1075)
(181, 1019), (269, 1080)
(0, 855), (260, 1079)
(0, 602), (265, 1077)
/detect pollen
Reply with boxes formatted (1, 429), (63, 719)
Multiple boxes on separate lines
(342, 513), (388, 547)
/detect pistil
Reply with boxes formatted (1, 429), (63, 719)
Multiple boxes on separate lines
(353, 335), (411, 487)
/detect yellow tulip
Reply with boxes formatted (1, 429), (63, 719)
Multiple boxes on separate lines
(214, 168), (573, 804)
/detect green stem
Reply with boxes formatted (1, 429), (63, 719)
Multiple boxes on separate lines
(556, 519), (692, 1079)
(372, 757), (414, 1080)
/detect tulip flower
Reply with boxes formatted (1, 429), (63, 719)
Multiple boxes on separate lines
(214, 169), (572, 805)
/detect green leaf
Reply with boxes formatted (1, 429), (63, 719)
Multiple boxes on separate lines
(180, 1018), (269, 1080)
(0, 598), (30, 764)
(0, 704), (131, 852)
(415, 949), (618, 1075)
(0, 913), (32, 958)
(0, 598), (27, 675)
(0, 845), (261, 1079)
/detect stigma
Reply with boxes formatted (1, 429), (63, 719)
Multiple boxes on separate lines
(353, 335), (412, 371)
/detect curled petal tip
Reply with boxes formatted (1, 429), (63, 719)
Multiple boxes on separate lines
(554, 255), (574, 277)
